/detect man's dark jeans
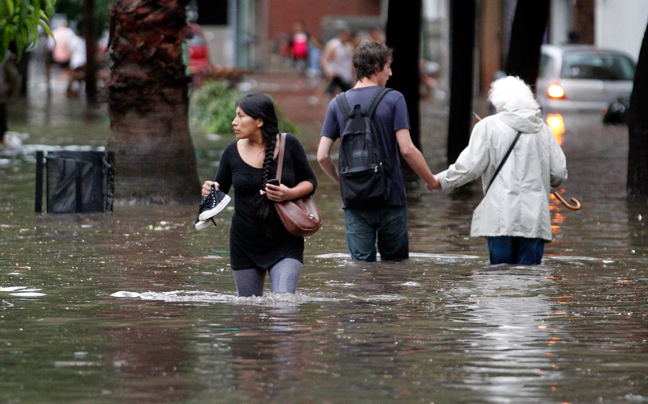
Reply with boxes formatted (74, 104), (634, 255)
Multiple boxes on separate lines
(344, 206), (408, 262)
(487, 236), (545, 265)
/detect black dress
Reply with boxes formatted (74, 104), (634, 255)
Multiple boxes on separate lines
(214, 133), (318, 270)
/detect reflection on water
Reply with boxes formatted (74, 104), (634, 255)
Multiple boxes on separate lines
(2, 94), (648, 403)
(454, 267), (565, 402)
(1, 189), (646, 404)
(546, 113), (565, 145)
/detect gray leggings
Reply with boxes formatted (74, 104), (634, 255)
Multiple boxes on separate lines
(232, 258), (302, 297)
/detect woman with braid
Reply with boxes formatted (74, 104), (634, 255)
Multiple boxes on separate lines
(201, 93), (318, 296)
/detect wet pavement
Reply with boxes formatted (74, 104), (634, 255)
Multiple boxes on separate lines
(1, 65), (647, 403)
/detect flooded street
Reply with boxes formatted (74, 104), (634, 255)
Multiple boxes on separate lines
(1, 72), (647, 403)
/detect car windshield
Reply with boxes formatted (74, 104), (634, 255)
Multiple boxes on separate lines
(539, 53), (552, 77)
(561, 51), (635, 80)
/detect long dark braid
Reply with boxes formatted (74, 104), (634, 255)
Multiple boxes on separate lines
(261, 134), (277, 190)
(236, 93), (280, 226)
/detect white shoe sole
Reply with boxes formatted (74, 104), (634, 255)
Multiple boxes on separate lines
(198, 194), (231, 221)
(194, 219), (213, 231)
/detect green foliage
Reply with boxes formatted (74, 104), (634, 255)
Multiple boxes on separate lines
(190, 80), (240, 135)
(0, 0), (56, 61)
(190, 80), (298, 135)
(278, 108), (299, 135)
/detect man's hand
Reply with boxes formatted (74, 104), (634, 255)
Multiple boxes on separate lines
(317, 137), (341, 184)
(426, 175), (441, 190)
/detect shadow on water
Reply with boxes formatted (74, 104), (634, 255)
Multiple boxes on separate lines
(1, 75), (648, 403)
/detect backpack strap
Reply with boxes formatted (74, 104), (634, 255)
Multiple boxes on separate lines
(366, 87), (392, 118)
(335, 92), (353, 117)
(335, 87), (393, 118)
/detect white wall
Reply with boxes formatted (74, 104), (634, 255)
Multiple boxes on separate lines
(202, 27), (235, 67)
(423, 0), (447, 20)
(595, 0), (648, 60)
(549, 0), (572, 45)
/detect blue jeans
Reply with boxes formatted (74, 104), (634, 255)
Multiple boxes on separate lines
(344, 206), (409, 262)
(487, 236), (545, 265)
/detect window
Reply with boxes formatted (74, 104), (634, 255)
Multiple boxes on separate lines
(561, 51), (635, 81)
(539, 53), (552, 77)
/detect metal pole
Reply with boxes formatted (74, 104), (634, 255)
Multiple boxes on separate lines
(35, 151), (44, 213)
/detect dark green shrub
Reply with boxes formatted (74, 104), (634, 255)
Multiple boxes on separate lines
(190, 80), (298, 135)
(190, 81), (240, 135)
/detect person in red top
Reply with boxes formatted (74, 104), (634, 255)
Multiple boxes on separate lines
(187, 23), (212, 87)
(290, 20), (309, 76)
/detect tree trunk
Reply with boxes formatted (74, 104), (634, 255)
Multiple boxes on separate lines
(627, 22), (648, 197)
(15, 52), (29, 97)
(106, 0), (199, 204)
(385, 0), (422, 148)
(83, 0), (98, 104)
(446, 0), (476, 165)
(505, 0), (550, 90)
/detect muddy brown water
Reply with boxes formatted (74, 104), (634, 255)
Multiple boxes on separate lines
(1, 75), (647, 403)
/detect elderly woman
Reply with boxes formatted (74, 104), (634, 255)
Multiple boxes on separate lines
(435, 76), (567, 265)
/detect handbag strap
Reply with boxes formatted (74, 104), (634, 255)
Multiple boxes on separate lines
(486, 131), (522, 194)
(275, 132), (287, 184)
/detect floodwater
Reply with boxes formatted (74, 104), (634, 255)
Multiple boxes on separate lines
(1, 72), (648, 403)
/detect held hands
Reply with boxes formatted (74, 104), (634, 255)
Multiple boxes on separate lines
(201, 181), (219, 198)
(264, 183), (293, 202)
(426, 175), (441, 191)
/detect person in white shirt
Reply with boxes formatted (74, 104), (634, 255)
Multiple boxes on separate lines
(320, 28), (354, 97)
(49, 21), (77, 70)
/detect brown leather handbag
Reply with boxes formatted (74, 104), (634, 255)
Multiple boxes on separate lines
(274, 133), (323, 237)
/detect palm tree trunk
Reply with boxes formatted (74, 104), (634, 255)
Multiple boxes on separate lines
(107, 0), (199, 203)
(83, 0), (98, 104)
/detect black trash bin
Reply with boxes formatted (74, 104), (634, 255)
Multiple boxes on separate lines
(35, 151), (115, 213)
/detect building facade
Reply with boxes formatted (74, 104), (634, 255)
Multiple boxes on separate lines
(194, 0), (648, 93)
(195, 0), (385, 71)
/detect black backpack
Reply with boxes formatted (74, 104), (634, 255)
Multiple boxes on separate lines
(335, 87), (392, 208)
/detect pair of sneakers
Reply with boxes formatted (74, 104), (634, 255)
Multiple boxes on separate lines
(194, 184), (231, 231)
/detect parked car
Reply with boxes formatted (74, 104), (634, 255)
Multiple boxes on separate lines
(536, 45), (635, 113)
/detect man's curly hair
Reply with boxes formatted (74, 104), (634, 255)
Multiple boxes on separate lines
(353, 41), (393, 81)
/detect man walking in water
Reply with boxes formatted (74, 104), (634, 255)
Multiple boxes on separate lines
(317, 41), (439, 262)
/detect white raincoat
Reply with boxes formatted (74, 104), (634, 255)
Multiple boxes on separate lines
(437, 107), (567, 241)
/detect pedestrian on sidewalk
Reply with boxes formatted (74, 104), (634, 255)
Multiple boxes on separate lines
(320, 28), (354, 97)
(289, 20), (310, 76)
(48, 20), (77, 72)
(317, 41), (439, 262)
(432, 76), (568, 265)
(201, 93), (318, 296)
